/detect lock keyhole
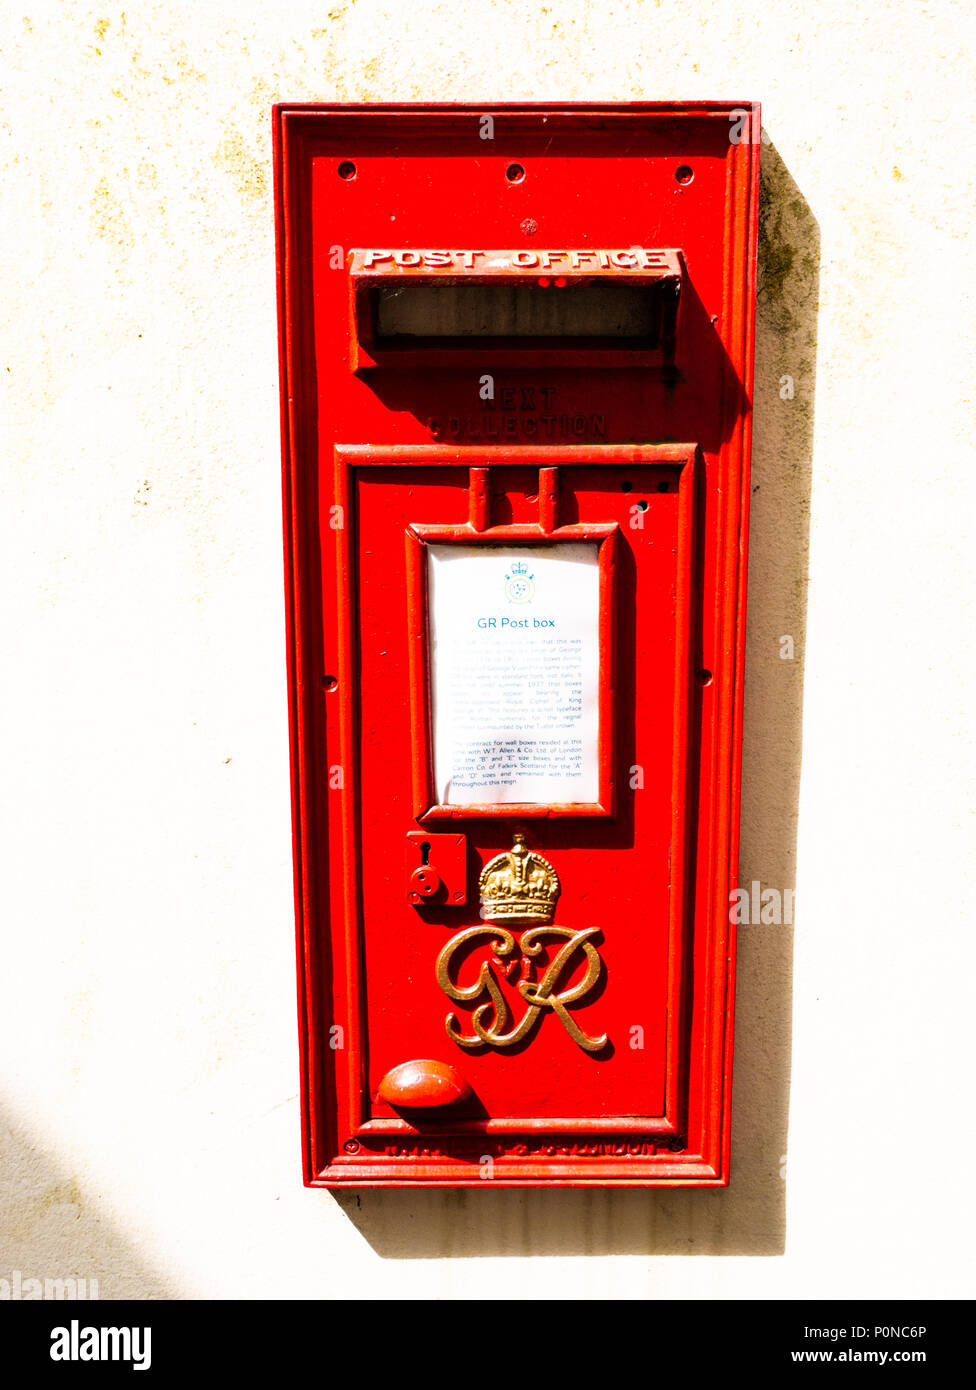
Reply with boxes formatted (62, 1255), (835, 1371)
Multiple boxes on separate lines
(410, 839), (440, 897)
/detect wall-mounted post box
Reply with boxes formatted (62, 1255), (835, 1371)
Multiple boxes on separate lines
(274, 102), (760, 1187)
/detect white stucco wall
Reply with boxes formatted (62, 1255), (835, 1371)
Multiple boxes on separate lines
(2, 1), (974, 1299)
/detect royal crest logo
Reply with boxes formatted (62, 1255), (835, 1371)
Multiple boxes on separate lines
(435, 923), (607, 1053)
(433, 834), (608, 1054)
(479, 833), (558, 924)
(504, 559), (535, 604)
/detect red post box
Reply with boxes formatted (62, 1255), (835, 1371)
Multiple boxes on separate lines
(274, 102), (760, 1186)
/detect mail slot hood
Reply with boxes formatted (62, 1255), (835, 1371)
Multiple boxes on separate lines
(347, 247), (683, 370)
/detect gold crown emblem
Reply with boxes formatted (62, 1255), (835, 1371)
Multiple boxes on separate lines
(478, 833), (560, 924)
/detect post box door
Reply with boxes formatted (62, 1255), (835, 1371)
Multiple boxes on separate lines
(353, 449), (694, 1121)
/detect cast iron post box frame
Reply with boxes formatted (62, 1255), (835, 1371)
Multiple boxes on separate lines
(274, 102), (760, 1187)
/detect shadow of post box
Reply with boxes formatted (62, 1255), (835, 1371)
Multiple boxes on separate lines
(274, 103), (760, 1187)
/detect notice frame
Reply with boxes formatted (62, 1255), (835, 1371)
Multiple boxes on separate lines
(405, 521), (619, 820)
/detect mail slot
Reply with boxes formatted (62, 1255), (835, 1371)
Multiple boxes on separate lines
(274, 102), (760, 1187)
(347, 247), (682, 367)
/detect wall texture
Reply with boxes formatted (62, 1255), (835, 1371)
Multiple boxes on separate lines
(2, 1), (974, 1299)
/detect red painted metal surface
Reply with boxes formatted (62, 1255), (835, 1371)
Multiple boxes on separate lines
(274, 103), (760, 1187)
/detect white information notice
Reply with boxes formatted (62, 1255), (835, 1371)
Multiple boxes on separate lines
(427, 543), (600, 805)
